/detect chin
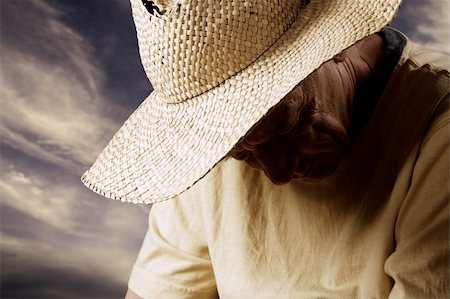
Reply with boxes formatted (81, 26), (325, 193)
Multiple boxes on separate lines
(293, 172), (334, 182)
(264, 160), (340, 185)
(267, 176), (293, 186)
(293, 154), (342, 182)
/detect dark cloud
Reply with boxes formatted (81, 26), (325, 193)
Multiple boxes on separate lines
(0, 203), (77, 244)
(1, 144), (70, 179)
(1, 192), (148, 298)
(1, 211), (130, 299)
(1, 0), (98, 101)
(44, 0), (152, 111)
(1, 1), (60, 60)
(1, 254), (126, 298)
(1, 0), (150, 117)
(1, 0), (139, 170)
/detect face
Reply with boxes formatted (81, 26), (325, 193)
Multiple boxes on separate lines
(229, 58), (354, 185)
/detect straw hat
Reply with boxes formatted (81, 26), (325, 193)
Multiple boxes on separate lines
(81, 0), (402, 204)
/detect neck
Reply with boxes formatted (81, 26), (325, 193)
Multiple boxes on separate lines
(346, 33), (387, 136)
(350, 34), (386, 137)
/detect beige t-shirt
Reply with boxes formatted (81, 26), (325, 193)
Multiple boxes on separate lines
(128, 38), (450, 298)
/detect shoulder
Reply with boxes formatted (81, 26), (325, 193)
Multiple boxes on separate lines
(420, 95), (449, 151)
(384, 30), (450, 115)
(395, 31), (450, 84)
(391, 31), (450, 147)
(394, 29), (450, 74)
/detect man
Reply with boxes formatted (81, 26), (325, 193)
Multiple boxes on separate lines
(82, 0), (449, 297)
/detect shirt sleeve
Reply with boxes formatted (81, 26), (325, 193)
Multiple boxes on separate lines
(385, 97), (449, 298)
(128, 193), (218, 299)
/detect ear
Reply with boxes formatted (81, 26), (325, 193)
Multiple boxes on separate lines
(333, 41), (364, 64)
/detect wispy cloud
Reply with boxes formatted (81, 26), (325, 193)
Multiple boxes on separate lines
(392, 0), (450, 53)
(1, 1), (150, 297)
(0, 164), (150, 291)
(2, 165), (93, 236)
(1, 234), (126, 298)
(0, 0), (126, 174)
(414, 0), (450, 52)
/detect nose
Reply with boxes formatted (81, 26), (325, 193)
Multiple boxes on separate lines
(252, 142), (297, 185)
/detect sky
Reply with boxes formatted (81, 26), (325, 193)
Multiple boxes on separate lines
(0, 0), (449, 298)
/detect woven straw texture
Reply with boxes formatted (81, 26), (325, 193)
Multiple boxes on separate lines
(82, 0), (402, 204)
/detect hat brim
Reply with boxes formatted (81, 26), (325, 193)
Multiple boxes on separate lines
(81, 0), (401, 203)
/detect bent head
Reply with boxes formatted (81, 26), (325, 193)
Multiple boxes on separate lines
(228, 35), (383, 184)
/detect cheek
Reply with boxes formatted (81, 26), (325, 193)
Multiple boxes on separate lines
(291, 129), (344, 155)
(288, 128), (346, 179)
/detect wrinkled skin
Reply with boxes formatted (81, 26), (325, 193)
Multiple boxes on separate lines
(229, 33), (385, 184)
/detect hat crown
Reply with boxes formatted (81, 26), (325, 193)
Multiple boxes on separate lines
(131, 0), (306, 103)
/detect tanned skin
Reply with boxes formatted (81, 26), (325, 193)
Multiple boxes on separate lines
(229, 32), (385, 184)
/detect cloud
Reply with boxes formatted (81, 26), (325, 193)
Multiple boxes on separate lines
(414, 0), (450, 52)
(0, 3), (153, 296)
(0, 162), (150, 246)
(1, 239), (126, 298)
(1, 165), (86, 235)
(0, 0), (127, 175)
(392, 0), (450, 53)
(0, 164), (150, 293)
